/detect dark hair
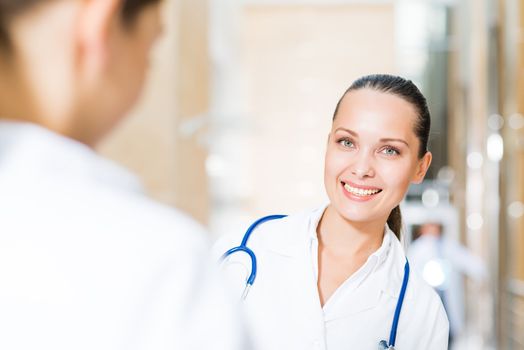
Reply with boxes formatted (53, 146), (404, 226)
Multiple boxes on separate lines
(333, 74), (431, 239)
(0, 0), (160, 51)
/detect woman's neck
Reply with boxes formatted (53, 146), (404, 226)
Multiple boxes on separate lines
(317, 204), (386, 258)
(315, 204), (388, 306)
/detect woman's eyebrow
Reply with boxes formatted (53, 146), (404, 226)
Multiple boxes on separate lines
(334, 127), (358, 137)
(380, 138), (409, 147)
(334, 128), (410, 147)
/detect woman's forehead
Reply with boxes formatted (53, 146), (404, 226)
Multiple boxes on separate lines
(333, 89), (419, 137)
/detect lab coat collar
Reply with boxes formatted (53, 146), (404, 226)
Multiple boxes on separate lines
(262, 204), (412, 308)
(265, 202), (392, 265)
(0, 120), (143, 193)
(378, 229), (414, 300)
(320, 227), (412, 321)
(260, 203), (328, 258)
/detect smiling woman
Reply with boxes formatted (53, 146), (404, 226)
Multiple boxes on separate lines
(325, 74), (433, 240)
(215, 74), (449, 350)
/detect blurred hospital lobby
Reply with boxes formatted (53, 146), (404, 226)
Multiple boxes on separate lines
(96, 0), (523, 348)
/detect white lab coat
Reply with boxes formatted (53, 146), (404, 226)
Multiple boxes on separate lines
(214, 205), (449, 350)
(0, 121), (248, 350)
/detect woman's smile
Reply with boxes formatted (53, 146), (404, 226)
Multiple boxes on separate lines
(341, 181), (383, 201)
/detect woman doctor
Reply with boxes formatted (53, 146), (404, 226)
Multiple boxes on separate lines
(215, 74), (449, 350)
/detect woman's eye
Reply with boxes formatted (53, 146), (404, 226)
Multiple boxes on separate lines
(381, 147), (400, 156)
(338, 139), (354, 148)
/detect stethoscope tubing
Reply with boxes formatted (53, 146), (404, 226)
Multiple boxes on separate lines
(222, 214), (409, 348)
(221, 215), (287, 288)
(388, 260), (410, 348)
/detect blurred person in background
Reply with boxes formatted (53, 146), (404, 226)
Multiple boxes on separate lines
(0, 0), (248, 349)
(408, 222), (487, 348)
(215, 74), (449, 350)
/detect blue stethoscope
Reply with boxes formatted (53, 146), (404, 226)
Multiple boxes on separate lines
(221, 215), (410, 350)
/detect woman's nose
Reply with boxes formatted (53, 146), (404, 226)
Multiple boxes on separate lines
(351, 154), (375, 178)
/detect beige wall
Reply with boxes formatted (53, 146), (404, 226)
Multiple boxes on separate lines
(498, 0), (524, 346)
(514, 0), (524, 282)
(172, 0), (210, 224)
(241, 4), (396, 216)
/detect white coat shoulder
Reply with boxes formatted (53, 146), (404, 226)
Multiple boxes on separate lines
(0, 122), (249, 350)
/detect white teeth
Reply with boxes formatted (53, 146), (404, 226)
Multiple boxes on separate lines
(343, 183), (380, 196)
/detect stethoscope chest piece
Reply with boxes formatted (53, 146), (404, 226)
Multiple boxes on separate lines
(378, 340), (394, 349)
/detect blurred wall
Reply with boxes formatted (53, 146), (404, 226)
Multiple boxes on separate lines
(209, 1), (396, 236)
(447, 0), (502, 346)
(499, 0), (524, 346)
(243, 4), (396, 215)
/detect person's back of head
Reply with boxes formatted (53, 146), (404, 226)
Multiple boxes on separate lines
(0, 0), (161, 145)
(0, 2), (251, 349)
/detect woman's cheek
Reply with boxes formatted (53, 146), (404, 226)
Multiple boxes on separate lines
(379, 160), (413, 189)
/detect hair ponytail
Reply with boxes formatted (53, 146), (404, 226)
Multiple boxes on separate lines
(387, 206), (402, 239)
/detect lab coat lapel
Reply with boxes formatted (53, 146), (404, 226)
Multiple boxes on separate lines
(380, 234), (414, 301)
(262, 209), (325, 336)
(322, 273), (383, 321)
(323, 229), (410, 321)
(262, 206), (324, 258)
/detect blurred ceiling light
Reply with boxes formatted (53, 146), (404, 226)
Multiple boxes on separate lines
(422, 189), (440, 208)
(509, 113), (524, 130)
(467, 152), (483, 169)
(422, 260), (446, 288)
(508, 201), (524, 219)
(205, 154), (227, 177)
(487, 114), (504, 131)
(466, 213), (484, 230)
(486, 134), (504, 162)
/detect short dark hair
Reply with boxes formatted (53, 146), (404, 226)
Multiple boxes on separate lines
(0, 0), (161, 51)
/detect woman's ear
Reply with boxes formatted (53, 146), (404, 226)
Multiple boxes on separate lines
(76, 0), (121, 81)
(412, 151), (432, 184)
